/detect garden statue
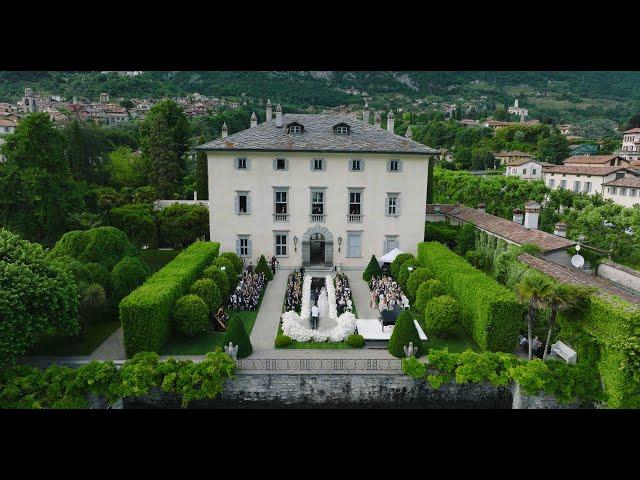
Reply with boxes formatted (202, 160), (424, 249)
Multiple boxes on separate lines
(224, 342), (239, 360)
(403, 342), (418, 358)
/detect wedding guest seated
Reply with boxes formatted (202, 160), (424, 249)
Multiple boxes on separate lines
(228, 271), (265, 311)
(285, 270), (303, 313)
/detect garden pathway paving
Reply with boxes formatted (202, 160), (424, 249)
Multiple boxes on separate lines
(346, 270), (381, 320)
(89, 327), (126, 361)
(249, 268), (288, 353)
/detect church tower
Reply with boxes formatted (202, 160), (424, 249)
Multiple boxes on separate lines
(22, 88), (37, 113)
(363, 101), (370, 124)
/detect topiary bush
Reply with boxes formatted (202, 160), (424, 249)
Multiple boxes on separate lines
(50, 226), (138, 271)
(397, 258), (422, 290)
(346, 334), (365, 348)
(255, 254), (273, 281)
(110, 256), (150, 302)
(388, 310), (423, 358)
(86, 262), (111, 293)
(423, 295), (459, 338)
(190, 278), (221, 312)
(391, 253), (414, 278)
(415, 279), (446, 314)
(275, 334), (292, 347)
(173, 294), (209, 337)
(362, 255), (382, 282)
(218, 252), (243, 276)
(202, 265), (230, 303)
(214, 258), (238, 289)
(224, 316), (252, 358)
(120, 241), (220, 356)
(406, 267), (432, 303)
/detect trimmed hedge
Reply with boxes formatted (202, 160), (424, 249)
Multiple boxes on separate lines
(423, 295), (459, 337)
(417, 242), (523, 352)
(202, 265), (230, 304)
(214, 258), (237, 289)
(406, 268), (432, 303)
(110, 256), (150, 302)
(218, 252), (243, 276)
(255, 254), (273, 281)
(120, 241), (220, 356)
(346, 334), (365, 348)
(275, 334), (293, 347)
(391, 253), (414, 278)
(224, 316), (252, 358)
(397, 258), (422, 290)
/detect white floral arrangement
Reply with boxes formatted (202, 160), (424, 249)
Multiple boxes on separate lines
(280, 274), (357, 342)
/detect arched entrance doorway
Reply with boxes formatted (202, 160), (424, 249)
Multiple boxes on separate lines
(301, 225), (334, 267)
(310, 233), (325, 265)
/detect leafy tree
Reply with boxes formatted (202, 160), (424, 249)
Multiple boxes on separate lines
(493, 107), (510, 121)
(194, 136), (208, 200)
(139, 99), (190, 198)
(63, 119), (110, 184)
(0, 229), (79, 367)
(626, 113), (640, 130)
(0, 113), (83, 245)
(109, 203), (157, 248)
(537, 134), (570, 165)
(516, 272), (554, 360)
(105, 147), (147, 189)
(156, 204), (209, 248)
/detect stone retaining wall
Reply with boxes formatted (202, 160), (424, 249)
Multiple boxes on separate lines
(598, 261), (640, 295)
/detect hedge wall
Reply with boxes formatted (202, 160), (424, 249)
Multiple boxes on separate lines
(120, 241), (220, 356)
(417, 242), (523, 352)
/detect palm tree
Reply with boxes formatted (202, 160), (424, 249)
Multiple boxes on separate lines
(516, 272), (554, 360)
(542, 283), (593, 360)
(78, 282), (106, 337)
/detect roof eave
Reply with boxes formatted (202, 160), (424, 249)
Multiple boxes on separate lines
(194, 146), (439, 155)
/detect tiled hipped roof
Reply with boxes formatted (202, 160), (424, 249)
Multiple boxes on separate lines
(602, 176), (640, 188)
(564, 155), (625, 165)
(542, 165), (631, 176)
(426, 204), (575, 252)
(196, 114), (438, 154)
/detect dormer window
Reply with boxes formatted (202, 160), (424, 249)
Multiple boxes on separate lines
(286, 122), (304, 134)
(333, 123), (351, 135)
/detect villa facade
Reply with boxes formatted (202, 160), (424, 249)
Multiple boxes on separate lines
(198, 104), (438, 269)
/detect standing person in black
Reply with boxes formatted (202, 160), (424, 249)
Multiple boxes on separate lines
(300, 266), (305, 277)
(271, 256), (276, 275)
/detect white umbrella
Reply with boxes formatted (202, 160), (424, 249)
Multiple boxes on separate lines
(378, 248), (405, 264)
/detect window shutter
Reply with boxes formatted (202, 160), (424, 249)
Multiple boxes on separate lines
(383, 238), (388, 255)
(385, 196), (390, 216)
(285, 158), (289, 171)
(397, 160), (403, 172)
(247, 238), (252, 258)
(321, 159), (326, 171)
(273, 158), (277, 170)
(234, 158), (239, 170)
(360, 160), (365, 172)
(310, 159), (315, 171)
(246, 158), (251, 170)
(348, 160), (353, 172)
(236, 238), (241, 256)
(247, 193), (252, 214)
(386, 160), (391, 172)
(235, 195), (240, 214)
(396, 196), (401, 216)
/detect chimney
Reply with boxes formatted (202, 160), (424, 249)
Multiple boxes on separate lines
(405, 127), (413, 139)
(221, 122), (228, 138)
(363, 101), (370, 124)
(554, 222), (567, 238)
(250, 111), (257, 128)
(387, 110), (395, 133)
(477, 203), (486, 213)
(524, 200), (541, 230)
(374, 111), (381, 128)
(275, 104), (283, 128)
(512, 208), (524, 224)
(266, 99), (272, 124)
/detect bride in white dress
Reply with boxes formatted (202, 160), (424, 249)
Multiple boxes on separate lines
(317, 286), (329, 319)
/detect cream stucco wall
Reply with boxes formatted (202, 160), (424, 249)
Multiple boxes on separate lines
(602, 186), (640, 208)
(543, 171), (619, 195)
(505, 161), (545, 181)
(207, 150), (429, 269)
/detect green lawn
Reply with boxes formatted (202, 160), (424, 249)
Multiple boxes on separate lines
(141, 249), (180, 273)
(160, 309), (258, 355)
(28, 319), (121, 357)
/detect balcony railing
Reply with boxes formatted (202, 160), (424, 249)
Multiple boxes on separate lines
(273, 213), (289, 222)
(347, 214), (363, 223)
(310, 214), (325, 223)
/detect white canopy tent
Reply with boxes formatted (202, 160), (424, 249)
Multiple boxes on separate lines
(378, 248), (405, 264)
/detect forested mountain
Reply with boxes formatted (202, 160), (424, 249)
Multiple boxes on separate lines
(1, 71), (640, 124)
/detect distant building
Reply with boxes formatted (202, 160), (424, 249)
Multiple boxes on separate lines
(505, 159), (553, 181)
(602, 175), (640, 208)
(569, 144), (598, 156)
(559, 124), (572, 136)
(494, 150), (534, 166)
(0, 117), (17, 135)
(507, 99), (528, 119)
(618, 127), (640, 163)
(543, 159), (638, 198)
(21, 88), (37, 113)
(100, 93), (110, 103)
